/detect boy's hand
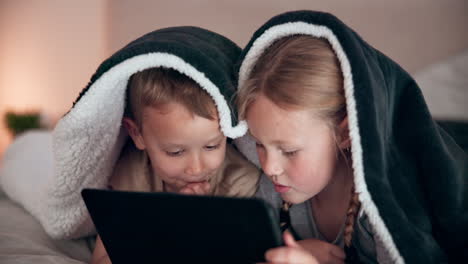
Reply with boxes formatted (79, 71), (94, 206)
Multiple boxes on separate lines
(258, 231), (319, 264)
(296, 236), (345, 264)
(179, 181), (210, 195)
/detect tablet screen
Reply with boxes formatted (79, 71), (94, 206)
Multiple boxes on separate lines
(82, 189), (283, 264)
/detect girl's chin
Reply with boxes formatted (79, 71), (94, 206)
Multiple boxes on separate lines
(280, 193), (309, 205)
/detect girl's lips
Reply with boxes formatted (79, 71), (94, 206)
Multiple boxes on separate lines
(274, 183), (291, 193)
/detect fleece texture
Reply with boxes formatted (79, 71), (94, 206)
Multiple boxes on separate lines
(2, 26), (244, 239)
(234, 10), (468, 263)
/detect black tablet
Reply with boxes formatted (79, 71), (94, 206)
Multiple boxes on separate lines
(81, 189), (283, 264)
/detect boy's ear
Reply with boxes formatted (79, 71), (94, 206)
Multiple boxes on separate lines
(337, 116), (351, 150)
(123, 117), (146, 150)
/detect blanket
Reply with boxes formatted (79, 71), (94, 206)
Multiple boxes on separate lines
(235, 10), (468, 263)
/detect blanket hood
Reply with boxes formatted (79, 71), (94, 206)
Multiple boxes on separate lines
(42, 26), (244, 239)
(236, 10), (468, 263)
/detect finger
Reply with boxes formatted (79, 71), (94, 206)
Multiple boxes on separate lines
(185, 182), (210, 195)
(320, 252), (345, 264)
(265, 247), (318, 264)
(283, 231), (300, 248)
(179, 187), (194, 195)
(193, 184), (207, 195)
(202, 181), (211, 193)
(330, 245), (346, 260)
(179, 184), (200, 195)
(328, 257), (345, 264)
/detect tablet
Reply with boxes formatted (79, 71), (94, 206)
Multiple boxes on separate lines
(81, 189), (283, 264)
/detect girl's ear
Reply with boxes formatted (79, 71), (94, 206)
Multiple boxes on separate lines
(123, 117), (146, 150)
(337, 116), (351, 150)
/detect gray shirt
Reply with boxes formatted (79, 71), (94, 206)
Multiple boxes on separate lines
(255, 175), (377, 263)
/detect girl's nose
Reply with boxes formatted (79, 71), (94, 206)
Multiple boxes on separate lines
(261, 152), (282, 179)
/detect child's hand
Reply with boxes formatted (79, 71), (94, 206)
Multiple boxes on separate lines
(259, 231), (319, 264)
(179, 181), (210, 195)
(295, 236), (345, 264)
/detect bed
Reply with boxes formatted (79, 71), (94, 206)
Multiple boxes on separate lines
(0, 184), (93, 263)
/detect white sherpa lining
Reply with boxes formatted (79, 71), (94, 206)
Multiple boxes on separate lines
(44, 53), (246, 239)
(236, 22), (404, 264)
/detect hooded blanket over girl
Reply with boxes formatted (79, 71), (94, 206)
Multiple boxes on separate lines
(234, 10), (468, 263)
(1, 26), (249, 240)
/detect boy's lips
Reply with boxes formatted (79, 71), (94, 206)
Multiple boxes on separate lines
(186, 180), (209, 184)
(273, 183), (291, 193)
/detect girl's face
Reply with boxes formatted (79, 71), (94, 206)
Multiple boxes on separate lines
(246, 95), (340, 204)
(128, 103), (226, 193)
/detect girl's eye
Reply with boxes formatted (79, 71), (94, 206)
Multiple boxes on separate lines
(255, 142), (264, 149)
(205, 144), (220, 151)
(166, 150), (184, 157)
(283, 150), (298, 157)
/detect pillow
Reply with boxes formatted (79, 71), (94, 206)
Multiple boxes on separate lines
(0, 130), (54, 222)
(414, 50), (468, 121)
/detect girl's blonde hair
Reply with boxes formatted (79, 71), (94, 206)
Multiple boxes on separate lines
(237, 35), (359, 247)
(126, 67), (217, 126)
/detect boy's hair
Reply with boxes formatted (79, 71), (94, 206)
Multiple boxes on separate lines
(236, 35), (360, 247)
(125, 67), (217, 126)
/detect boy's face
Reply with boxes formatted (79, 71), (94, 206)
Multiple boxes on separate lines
(246, 95), (342, 204)
(127, 103), (226, 193)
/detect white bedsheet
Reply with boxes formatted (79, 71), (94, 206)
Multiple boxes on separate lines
(0, 186), (94, 264)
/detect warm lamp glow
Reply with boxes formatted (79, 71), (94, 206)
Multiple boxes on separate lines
(0, 0), (107, 157)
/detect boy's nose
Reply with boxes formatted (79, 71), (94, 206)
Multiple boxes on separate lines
(185, 154), (203, 176)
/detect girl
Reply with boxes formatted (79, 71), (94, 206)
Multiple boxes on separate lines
(235, 10), (468, 264)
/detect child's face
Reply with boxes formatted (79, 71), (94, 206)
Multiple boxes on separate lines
(132, 103), (226, 193)
(246, 95), (340, 204)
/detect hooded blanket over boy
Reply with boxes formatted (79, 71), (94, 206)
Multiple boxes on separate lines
(235, 10), (468, 263)
(1, 27), (251, 239)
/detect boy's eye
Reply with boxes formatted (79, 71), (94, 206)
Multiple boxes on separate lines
(205, 144), (220, 151)
(165, 150), (184, 157)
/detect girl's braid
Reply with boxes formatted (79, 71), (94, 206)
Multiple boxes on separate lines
(343, 182), (360, 247)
